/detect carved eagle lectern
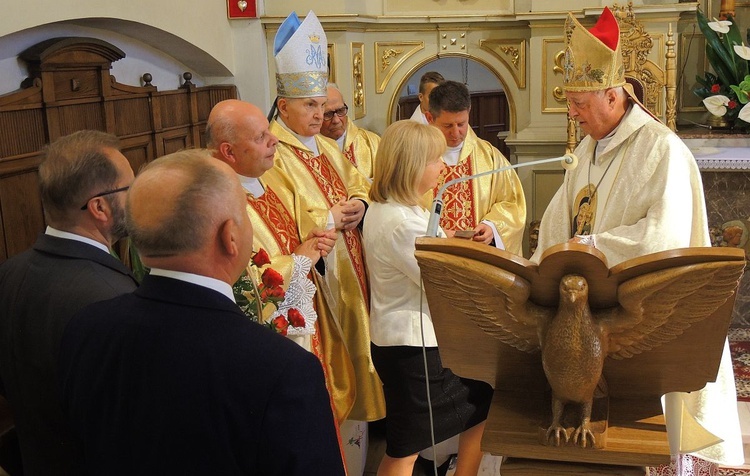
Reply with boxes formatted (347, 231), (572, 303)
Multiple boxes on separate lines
(414, 238), (745, 464)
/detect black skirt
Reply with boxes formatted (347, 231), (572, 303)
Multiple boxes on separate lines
(370, 343), (493, 458)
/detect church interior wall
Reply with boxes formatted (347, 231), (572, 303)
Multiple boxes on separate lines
(0, 0), (271, 109)
(0, 0), (739, 253)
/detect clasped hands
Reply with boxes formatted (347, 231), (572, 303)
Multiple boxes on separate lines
(331, 198), (365, 231)
(294, 228), (338, 264)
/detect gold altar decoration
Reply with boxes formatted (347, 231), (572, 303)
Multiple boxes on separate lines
(440, 30), (468, 54)
(543, 38), (568, 113)
(375, 41), (424, 94)
(351, 42), (366, 119)
(480, 39), (527, 89)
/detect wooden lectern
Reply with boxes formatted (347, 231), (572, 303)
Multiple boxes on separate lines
(414, 238), (745, 474)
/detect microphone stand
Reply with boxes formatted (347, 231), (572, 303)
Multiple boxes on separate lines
(425, 154), (578, 237)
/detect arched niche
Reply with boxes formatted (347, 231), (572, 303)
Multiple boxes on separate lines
(387, 54), (515, 158)
(0, 18), (232, 95)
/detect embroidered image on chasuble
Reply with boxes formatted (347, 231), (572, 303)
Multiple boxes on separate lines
(243, 173), (355, 424)
(270, 121), (386, 422)
(571, 190), (596, 237)
(427, 128), (526, 256)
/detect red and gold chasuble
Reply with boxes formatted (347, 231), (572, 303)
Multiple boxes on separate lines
(269, 119), (385, 423)
(247, 187), (300, 254)
(343, 142), (358, 168)
(434, 158), (476, 231)
(291, 148), (370, 307)
(246, 186), (355, 429)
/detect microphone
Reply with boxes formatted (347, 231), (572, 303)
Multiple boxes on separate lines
(425, 153), (579, 237)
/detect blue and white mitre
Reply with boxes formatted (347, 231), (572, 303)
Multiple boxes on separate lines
(273, 11), (328, 98)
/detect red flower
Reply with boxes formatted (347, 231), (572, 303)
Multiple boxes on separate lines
(288, 308), (305, 328)
(252, 248), (271, 267)
(261, 286), (285, 301)
(272, 316), (289, 336)
(261, 268), (284, 288)
(711, 84), (721, 93)
(728, 100), (738, 109)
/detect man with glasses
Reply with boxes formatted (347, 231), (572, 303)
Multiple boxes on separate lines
(320, 83), (380, 180)
(0, 130), (138, 475)
(58, 151), (345, 475)
(270, 11), (385, 473)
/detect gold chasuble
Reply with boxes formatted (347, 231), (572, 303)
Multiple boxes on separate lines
(342, 122), (380, 179)
(244, 170), (356, 424)
(427, 128), (527, 256)
(270, 120), (386, 422)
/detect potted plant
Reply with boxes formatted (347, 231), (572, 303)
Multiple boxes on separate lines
(695, 9), (750, 129)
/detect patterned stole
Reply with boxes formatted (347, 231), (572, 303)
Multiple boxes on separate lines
(434, 157), (476, 231)
(248, 186), (354, 431)
(246, 186), (301, 254)
(290, 148), (369, 306)
(343, 142), (358, 167)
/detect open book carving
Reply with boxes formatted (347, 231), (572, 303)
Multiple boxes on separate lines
(414, 238), (745, 465)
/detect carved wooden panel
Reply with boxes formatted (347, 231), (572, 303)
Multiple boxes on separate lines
(0, 172), (44, 258)
(0, 37), (237, 263)
(114, 98), (152, 136)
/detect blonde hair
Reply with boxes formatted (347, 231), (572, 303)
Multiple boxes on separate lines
(370, 120), (446, 206)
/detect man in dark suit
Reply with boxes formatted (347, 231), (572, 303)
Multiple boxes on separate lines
(0, 130), (138, 475)
(58, 149), (345, 475)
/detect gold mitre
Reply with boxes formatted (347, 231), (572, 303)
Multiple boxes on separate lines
(273, 11), (328, 98)
(563, 7), (625, 92)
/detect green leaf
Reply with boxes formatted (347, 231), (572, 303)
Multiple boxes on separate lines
(706, 45), (738, 87)
(695, 75), (710, 88)
(730, 85), (749, 103)
(697, 9), (742, 84)
(724, 14), (749, 80)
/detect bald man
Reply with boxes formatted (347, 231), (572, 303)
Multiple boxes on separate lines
(319, 84), (380, 179)
(58, 150), (345, 475)
(206, 99), (355, 424)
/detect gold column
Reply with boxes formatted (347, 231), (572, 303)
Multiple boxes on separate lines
(720, 0), (735, 20)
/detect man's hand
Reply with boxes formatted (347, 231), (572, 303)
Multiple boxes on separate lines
(331, 199), (365, 231)
(294, 229), (338, 263)
(472, 223), (494, 245)
(569, 235), (595, 247)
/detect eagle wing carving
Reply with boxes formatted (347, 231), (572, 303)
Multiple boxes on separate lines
(605, 261), (745, 360)
(417, 252), (549, 353)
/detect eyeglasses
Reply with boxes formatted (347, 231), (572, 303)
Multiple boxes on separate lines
(80, 186), (130, 210)
(323, 105), (348, 122)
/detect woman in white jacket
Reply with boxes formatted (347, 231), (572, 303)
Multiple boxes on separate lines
(362, 120), (492, 476)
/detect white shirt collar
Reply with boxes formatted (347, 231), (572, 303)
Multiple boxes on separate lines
(335, 132), (346, 151)
(595, 104), (634, 162)
(277, 117), (319, 155)
(45, 226), (110, 254)
(238, 174), (265, 198)
(148, 268), (236, 304)
(442, 143), (464, 167)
